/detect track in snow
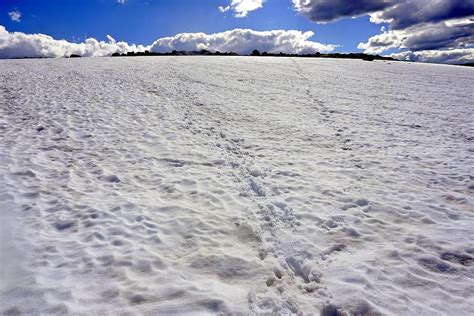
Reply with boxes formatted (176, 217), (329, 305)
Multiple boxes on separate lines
(1, 56), (473, 315)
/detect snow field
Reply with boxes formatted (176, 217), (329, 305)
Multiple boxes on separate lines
(0, 56), (473, 314)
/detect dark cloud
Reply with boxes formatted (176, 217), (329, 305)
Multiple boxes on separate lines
(293, 0), (474, 63)
(402, 20), (474, 51)
(293, 0), (474, 27)
(292, 0), (396, 22)
(358, 18), (474, 54)
(371, 0), (474, 29)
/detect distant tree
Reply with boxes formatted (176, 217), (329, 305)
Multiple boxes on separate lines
(362, 55), (375, 61)
(199, 49), (212, 55)
(250, 50), (261, 56)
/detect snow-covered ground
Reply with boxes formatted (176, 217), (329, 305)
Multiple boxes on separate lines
(1, 56), (473, 315)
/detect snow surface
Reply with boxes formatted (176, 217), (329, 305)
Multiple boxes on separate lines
(0, 56), (473, 315)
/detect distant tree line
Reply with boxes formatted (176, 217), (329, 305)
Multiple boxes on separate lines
(111, 50), (238, 57)
(109, 49), (395, 61)
(247, 49), (393, 61)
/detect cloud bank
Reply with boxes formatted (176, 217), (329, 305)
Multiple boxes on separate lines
(293, 0), (474, 64)
(0, 26), (334, 59)
(218, 0), (264, 17)
(391, 48), (474, 64)
(358, 18), (474, 54)
(150, 29), (335, 54)
(0, 26), (147, 59)
(368, 0), (474, 30)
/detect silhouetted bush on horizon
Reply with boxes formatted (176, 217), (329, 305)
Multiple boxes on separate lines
(110, 49), (395, 61)
(251, 50), (261, 56)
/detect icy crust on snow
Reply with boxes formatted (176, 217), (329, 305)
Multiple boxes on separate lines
(0, 57), (473, 315)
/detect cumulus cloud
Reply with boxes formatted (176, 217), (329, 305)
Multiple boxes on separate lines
(292, 0), (396, 23)
(0, 26), (147, 59)
(361, 1), (474, 55)
(293, 0), (474, 26)
(391, 48), (474, 64)
(218, 0), (264, 18)
(8, 10), (22, 22)
(150, 29), (335, 54)
(117, 0), (127, 4)
(358, 17), (474, 54)
(369, 0), (474, 30)
(0, 26), (334, 59)
(293, 0), (474, 63)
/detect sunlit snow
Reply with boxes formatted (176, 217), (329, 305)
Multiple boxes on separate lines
(1, 56), (473, 314)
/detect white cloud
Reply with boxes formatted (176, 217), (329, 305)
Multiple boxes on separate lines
(0, 23), (469, 64)
(0, 26), (335, 59)
(357, 30), (401, 54)
(117, 0), (127, 4)
(391, 48), (474, 64)
(150, 29), (335, 54)
(218, 0), (264, 18)
(218, 6), (230, 13)
(8, 10), (22, 22)
(0, 26), (147, 59)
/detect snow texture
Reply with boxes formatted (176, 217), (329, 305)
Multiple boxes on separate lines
(1, 56), (473, 315)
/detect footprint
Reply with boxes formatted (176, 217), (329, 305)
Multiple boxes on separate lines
(52, 219), (75, 231)
(418, 256), (456, 273)
(440, 252), (473, 266)
(99, 174), (121, 183)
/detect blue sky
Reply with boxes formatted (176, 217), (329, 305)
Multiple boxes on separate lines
(0, 0), (384, 52)
(0, 1), (472, 63)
